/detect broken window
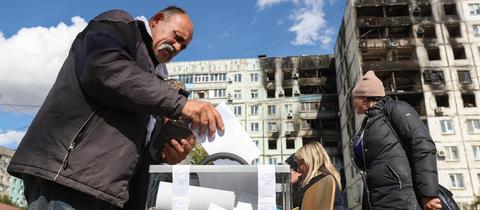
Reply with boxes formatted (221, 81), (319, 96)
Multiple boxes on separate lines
(284, 88), (292, 98)
(444, 4), (457, 16)
(462, 93), (477, 107)
(301, 137), (317, 145)
(300, 86), (322, 94)
(457, 70), (472, 84)
(266, 72), (275, 81)
(286, 139), (295, 149)
(268, 139), (277, 150)
(424, 70), (445, 85)
(453, 46), (466, 60)
(435, 94), (450, 107)
(357, 6), (383, 17)
(417, 25), (436, 38)
(284, 72), (292, 80)
(413, 5), (432, 17)
(389, 26), (411, 38)
(267, 89), (275, 98)
(359, 27), (386, 39)
(446, 24), (461, 38)
(386, 5), (409, 17)
(427, 48), (441, 60)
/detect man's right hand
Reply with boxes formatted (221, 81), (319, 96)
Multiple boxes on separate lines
(181, 100), (224, 137)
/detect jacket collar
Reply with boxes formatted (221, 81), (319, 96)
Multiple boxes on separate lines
(365, 96), (392, 118)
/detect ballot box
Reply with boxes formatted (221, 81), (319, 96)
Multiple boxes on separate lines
(145, 165), (291, 210)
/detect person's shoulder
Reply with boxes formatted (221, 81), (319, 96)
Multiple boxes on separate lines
(92, 9), (134, 23)
(384, 97), (412, 112)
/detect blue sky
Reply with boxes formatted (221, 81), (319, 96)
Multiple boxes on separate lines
(0, 0), (346, 149)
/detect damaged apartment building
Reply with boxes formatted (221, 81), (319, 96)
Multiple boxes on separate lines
(335, 0), (480, 208)
(166, 55), (343, 169)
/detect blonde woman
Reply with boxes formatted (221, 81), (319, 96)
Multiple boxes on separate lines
(293, 142), (344, 210)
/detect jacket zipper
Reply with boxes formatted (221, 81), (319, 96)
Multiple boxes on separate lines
(54, 108), (99, 181)
(386, 164), (403, 190)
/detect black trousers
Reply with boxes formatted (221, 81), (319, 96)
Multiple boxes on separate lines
(23, 176), (116, 210)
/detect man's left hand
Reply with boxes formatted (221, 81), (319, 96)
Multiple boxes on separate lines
(161, 136), (195, 164)
(422, 197), (441, 210)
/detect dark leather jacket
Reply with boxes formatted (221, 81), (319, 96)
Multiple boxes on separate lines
(8, 10), (187, 208)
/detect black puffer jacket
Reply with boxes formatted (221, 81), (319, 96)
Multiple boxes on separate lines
(351, 96), (438, 210)
(8, 10), (187, 208)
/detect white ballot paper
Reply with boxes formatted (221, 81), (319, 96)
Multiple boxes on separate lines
(195, 102), (260, 164)
(155, 181), (235, 210)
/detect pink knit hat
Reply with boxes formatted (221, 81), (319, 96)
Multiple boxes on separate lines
(352, 70), (386, 97)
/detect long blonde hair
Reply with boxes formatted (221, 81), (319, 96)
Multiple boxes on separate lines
(294, 142), (342, 190)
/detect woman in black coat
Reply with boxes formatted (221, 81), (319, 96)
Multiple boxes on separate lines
(350, 71), (441, 210)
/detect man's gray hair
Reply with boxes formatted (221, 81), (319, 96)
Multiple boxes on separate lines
(150, 6), (187, 20)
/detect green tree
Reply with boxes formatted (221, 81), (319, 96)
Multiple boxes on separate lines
(469, 195), (480, 210)
(0, 194), (27, 210)
(188, 143), (209, 164)
(0, 194), (14, 205)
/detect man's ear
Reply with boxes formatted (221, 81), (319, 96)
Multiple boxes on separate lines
(151, 13), (165, 27)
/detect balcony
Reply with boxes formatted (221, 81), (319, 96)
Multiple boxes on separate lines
(359, 38), (413, 49)
(362, 60), (419, 71)
(357, 16), (412, 28)
(298, 77), (327, 86)
(356, 0), (409, 6)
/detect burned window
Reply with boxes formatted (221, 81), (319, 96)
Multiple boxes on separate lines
(435, 94), (450, 107)
(462, 93), (477, 107)
(286, 139), (295, 149)
(447, 24), (461, 38)
(267, 89), (275, 98)
(412, 5), (432, 17)
(386, 5), (409, 17)
(424, 70), (445, 85)
(389, 26), (411, 38)
(301, 137), (317, 145)
(284, 72), (292, 80)
(268, 139), (278, 150)
(284, 88), (292, 98)
(427, 48), (441, 60)
(266, 72), (275, 81)
(444, 4), (457, 16)
(359, 27), (386, 39)
(453, 46), (466, 60)
(417, 25), (436, 38)
(457, 70), (472, 84)
(356, 6), (383, 17)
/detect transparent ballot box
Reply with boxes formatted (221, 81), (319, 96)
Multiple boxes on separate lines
(145, 165), (291, 210)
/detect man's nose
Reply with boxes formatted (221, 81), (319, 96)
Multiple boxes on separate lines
(173, 42), (182, 53)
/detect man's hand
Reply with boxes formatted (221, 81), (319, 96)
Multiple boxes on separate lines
(422, 197), (441, 210)
(181, 100), (225, 137)
(161, 137), (195, 164)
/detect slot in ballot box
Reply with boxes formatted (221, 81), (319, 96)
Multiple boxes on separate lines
(145, 165), (291, 210)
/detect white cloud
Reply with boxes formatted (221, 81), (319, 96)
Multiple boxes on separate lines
(0, 130), (25, 148)
(217, 31), (230, 39)
(256, 0), (334, 48)
(256, 0), (287, 10)
(0, 16), (87, 113)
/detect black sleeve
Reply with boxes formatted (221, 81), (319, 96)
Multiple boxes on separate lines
(76, 21), (187, 119)
(387, 101), (439, 197)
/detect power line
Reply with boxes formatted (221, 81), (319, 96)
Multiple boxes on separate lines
(0, 125), (29, 135)
(0, 103), (40, 108)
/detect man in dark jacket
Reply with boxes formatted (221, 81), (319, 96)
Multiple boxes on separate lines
(350, 71), (441, 210)
(7, 6), (224, 210)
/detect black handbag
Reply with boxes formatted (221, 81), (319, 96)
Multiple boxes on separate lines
(438, 185), (460, 210)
